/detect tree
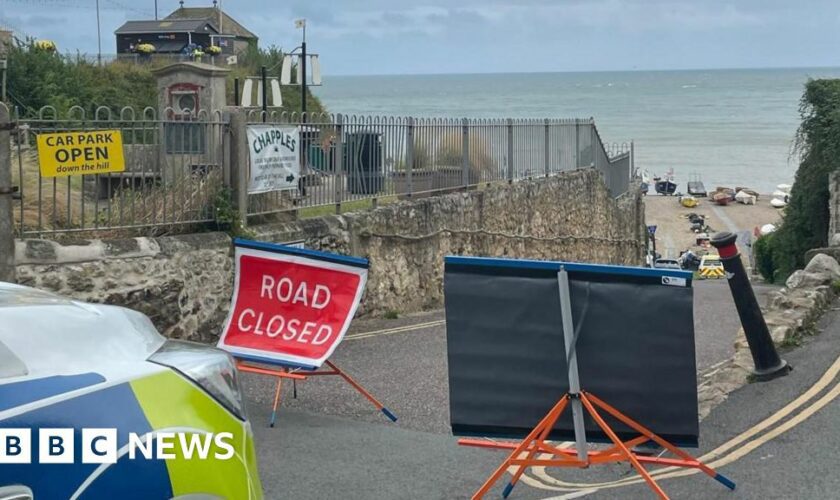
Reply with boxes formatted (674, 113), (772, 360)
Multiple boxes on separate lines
(758, 79), (840, 282)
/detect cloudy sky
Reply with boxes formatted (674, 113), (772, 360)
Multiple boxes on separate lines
(2, 0), (838, 75)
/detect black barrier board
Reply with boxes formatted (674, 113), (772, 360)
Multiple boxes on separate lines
(444, 257), (699, 447)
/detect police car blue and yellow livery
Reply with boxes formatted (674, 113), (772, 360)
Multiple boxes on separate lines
(0, 283), (263, 499)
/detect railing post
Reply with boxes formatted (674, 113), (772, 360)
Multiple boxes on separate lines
(462, 117), (470, 189)
(222, 113), (232, 187)
(544, 118), (550, 177)
(406, 117), (414, 197)
(507, 118), (514, 183)
(589, 117), (596, 167)
(0, 103), (14, 282)
(574, 119), (580, 169)
(334, 113), (344, 213)
(227, 106), (249, 229)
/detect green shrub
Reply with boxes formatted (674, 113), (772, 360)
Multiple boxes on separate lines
(6, 43), (157, 115)
(6, 40), (324, 115)
(754, 234), (776, 282)
(763, 79), (840, 282)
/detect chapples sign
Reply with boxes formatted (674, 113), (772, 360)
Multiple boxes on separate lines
(247, 124), (300, 194)
(218, 239), (368, 369)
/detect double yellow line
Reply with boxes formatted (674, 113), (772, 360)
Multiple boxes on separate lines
(521, 353), (840, 495)
(343, 319), (446, 341)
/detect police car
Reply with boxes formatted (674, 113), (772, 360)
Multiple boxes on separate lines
(0, 283), (262, 499)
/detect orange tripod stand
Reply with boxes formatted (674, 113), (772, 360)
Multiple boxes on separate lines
(459, 390), (735, 499)
(236, 359), (397, 427)
(457, 268), (735, 499)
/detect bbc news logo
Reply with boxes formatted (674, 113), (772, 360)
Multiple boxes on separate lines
(0, 429), (235, 464)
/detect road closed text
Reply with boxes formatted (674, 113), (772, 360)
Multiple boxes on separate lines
(236, 275), (334, 345)
(36, 130), (125, 177)
(219, 249), (367, 367)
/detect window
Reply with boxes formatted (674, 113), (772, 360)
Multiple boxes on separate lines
(165, 122), (206, 155)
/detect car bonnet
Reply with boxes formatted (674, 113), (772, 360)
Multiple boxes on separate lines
(0, 283), (167, 382)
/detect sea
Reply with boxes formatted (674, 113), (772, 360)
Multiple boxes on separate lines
(313, 67), (840, 194)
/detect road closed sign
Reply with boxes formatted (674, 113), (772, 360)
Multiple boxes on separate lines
(218, 239), (368, 369)
(36, 130), (125, 177)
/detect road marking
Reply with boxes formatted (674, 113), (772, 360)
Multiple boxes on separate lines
(343, 319), (446, 341)
(540, 489), (599, 499)
(710, 205), (740, 234)
(516, 352), (840, 494)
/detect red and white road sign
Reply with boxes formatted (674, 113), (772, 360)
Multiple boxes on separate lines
(218, 239), (368, 368)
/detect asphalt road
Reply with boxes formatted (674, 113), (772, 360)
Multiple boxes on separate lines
(547, 304), (840, 499)
(242, 279), (787, 499)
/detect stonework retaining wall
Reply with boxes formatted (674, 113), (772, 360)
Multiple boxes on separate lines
(697, 253), (840, 418)
(15, 169), (645, 341)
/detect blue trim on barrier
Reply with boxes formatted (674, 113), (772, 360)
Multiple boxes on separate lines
(381, 407), (398, 422)
(714, 473), (736, 490)
(0, 372), (106, 412)
(444, 255), (693, 280)
(502, 482), (514, 498)
(234, 238), (369, 268)
(233, 352), (319, 372)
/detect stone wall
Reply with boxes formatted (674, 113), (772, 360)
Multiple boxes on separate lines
(254, 168), (644, 315)
(698, 253), (840, 418)
(15, 233), (233, 343)
(829, 171), (840, 244)
(15, 168), (645, 340)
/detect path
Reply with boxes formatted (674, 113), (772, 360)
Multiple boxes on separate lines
(243, 281), (782, 498)
(645, 195), (780, 264)
(533, 304), (840, 499)
(247, 299), (840, 499)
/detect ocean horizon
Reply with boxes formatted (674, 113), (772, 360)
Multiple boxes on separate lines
(314, 66), (840, 193)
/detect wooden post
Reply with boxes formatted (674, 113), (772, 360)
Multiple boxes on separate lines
(227, 107), (249, 229)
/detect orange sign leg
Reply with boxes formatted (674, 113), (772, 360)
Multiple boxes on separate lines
(459, 391), (736, 499)
(235, 359), (397, 425)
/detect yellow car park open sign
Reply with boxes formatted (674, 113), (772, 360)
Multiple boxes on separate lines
(36, 130), (125, 177)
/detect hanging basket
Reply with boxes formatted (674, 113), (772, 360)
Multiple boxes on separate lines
(136, 43), (156, 54)
(206, 45), (222, 55)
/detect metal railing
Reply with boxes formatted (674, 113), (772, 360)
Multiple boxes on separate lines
(6, 106), (632, 237)
(243, 111), (632, 218)
(59, 53), (237, 67)
(11, 106), (228, 237)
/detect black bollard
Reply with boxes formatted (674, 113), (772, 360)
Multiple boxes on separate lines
(710, 232), (790, 381)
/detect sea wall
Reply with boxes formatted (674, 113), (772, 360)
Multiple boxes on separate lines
(15, 168), (645, 341)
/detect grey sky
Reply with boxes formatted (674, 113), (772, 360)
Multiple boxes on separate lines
(2, 0), (838, 74)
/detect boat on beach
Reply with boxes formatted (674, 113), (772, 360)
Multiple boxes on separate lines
(687, 174), (707, 197)
(653, 169), (677, 195)
(713, 192), (731, 205)
(654, 179), (677, 195)
(639, 170), (651, 194)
